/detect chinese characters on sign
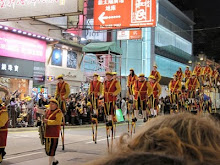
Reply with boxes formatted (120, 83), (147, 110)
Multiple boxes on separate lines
(117, 30), (142, 40)
(1, 63), (19, 72)
(94, 0), (157, 30)
(0, 0), (64, 9)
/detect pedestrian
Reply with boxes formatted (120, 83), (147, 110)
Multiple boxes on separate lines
(0, 100), (9, 164)
(121, 97), (127, 120)
(44, 99), (62, 165)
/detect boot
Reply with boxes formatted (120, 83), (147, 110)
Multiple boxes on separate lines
(52, 160), (59, 165)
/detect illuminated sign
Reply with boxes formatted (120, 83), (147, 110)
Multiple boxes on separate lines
(94, 0), (157, 30)
(117, 30), (142, 40)
(0, 0), (79, 21)
(0, 31), (46, 62)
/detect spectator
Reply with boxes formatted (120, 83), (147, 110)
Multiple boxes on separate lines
(121, 98), (127, 120)
(117, 113), (220, 164)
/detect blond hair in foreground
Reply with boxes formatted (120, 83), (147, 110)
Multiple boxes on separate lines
(90, 113), (220, 165)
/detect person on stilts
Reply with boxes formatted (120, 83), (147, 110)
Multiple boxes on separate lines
(169, 74), (182, 113)
(44, 99), (63, 165)
(126, 68), (138, 133)
(185, 73), (200, 111)
(132, 73), (153, 125)
(112, 72), (121, 139)
(184, 66), (192, 83)
(149, 75), (161, 117)
(150, 64), (161, 83)
(54, 75), (70, 150)
(88, 73), (102, 144)
(102, 72), (121, 152)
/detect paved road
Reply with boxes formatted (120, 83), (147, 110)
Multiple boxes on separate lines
(2, 122), (144, 165)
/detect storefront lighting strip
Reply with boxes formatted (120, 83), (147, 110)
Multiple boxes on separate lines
(0, 25), (56, 42)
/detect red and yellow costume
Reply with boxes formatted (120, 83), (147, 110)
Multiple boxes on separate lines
(176, 69), (183, 81)
(88, 76), (102, 113)
(193, 64), (202, 77)
(132, 78), (153, 111)
(185, 76), (200, 98)
(169, 78), (182, 104)
(44, 104), (62, 156)
(212, 69), (219, 85)
(150, 70), (161, 83)
(0, 105), (8, 163)
(103, 75), (121, 116)
(55, 75), (70, 113)
(203, 65), (212, 77)
(149, 80), (161, 109)
(127, 72), (138, 95)
(184, 68), (192, 82)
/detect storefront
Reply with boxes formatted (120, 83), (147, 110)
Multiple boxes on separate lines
(0, 30), (46, 99)
(45, 42), (85, 95)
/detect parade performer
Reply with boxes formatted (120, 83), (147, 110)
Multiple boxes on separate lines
(111, 72), (121, 138)
(55, 75), (70, 113)
(149, 75), (161, 117)
(44, 99), (62, 165)
(169, 74), (182, 109)
(132, 74), (153, 123)
(126, 69), (137, 133)
(193, 62), (203, 87)
(0, 100), (8, 164)
(54, 75), (70, 150)
(185, 73), (200, 98)
(127, 69), (138, 100)
(184, 66), (192, 82)
(102, 72), (121, 150)
(88, 73), (102, 144)
(203, 63), (213, 80)
(150, 64), (161, 83)
(176, 67), (183, 81)
(193, 62), (202, 77)
(212, 67), (219, 86)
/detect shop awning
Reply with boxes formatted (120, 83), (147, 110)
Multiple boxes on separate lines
(83, 42), (122, 55)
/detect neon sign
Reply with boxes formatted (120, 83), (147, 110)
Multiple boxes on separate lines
(0, 31), (46, 62)
(0, 0), (66, 9)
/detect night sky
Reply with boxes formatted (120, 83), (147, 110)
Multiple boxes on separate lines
(169, 0), (220, 62)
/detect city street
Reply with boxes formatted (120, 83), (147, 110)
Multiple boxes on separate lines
(2, 122), (143, 165)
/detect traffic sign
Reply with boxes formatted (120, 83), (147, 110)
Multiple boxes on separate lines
(94, 0), (157, 30)
(117, 30), (142, 40)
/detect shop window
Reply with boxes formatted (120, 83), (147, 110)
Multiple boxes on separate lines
(67, 51), (77, 69)
(51, 49), (62, 66)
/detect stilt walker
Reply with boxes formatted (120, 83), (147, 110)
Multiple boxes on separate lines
(150, 64), (161, 83)
(112, 72), (121, 139)
(132, 74), (153, 135)
(193, 62), (203, 87)
(126, 69), (138, 133)
(54, 75), (70, 150)
(184, 66), (192, 83)
(149, 75), (161, 117)
(44, 99), (62, 165)
(88, 73), (102, 144)
(102, 72), (121, 152)
(176, 67), (183, 82)
(202, 63), (212, 84)
(185, 73), (200, 111)
(0, 100), (8, 164)
(169, 74), (182, 113)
